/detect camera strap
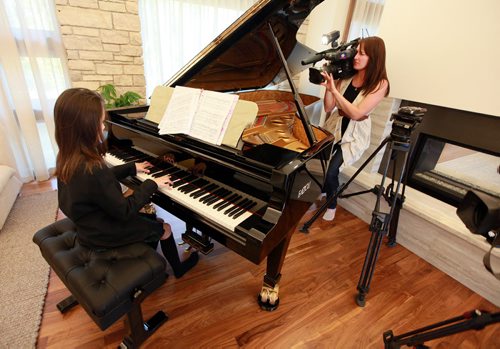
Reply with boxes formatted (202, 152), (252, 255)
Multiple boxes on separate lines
(483, 231), (500, 280)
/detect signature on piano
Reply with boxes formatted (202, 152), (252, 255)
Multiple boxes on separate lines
(297, 181), (311, 199)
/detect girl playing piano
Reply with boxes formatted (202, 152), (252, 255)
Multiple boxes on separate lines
(54, 87), (198, 278)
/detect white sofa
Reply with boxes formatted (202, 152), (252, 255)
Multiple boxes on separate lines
(0, 165), (22, 230)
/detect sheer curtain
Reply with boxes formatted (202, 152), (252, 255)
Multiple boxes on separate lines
(0, 0), (70, 182)
(139, 0), (257, 98)
(348, 0), (385, 40)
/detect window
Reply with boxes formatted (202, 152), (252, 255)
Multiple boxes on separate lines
(0, 0), (69, 180)
(138, 0), (257, 98)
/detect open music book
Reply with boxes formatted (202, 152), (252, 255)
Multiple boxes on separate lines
(157, 86), (238, 145)
(146, 86), (258, 148)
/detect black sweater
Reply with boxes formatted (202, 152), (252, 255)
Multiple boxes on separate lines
(58, 161), (162, 249)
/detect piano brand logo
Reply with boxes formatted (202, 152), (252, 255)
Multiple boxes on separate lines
(297, 181), (311, 199)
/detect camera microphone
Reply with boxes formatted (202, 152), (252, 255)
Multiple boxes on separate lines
(301, 52), (325, 65)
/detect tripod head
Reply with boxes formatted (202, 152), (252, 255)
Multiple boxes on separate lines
(390, 106), (426, 145)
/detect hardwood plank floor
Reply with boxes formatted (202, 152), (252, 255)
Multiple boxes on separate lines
(23, 179), (500, 348)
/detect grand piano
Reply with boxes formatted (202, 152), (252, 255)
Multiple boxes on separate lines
(105, 0), (334, 311)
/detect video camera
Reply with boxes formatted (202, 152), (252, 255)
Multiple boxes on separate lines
(301, 30), (360, 84)
(457, 190), (500, 246)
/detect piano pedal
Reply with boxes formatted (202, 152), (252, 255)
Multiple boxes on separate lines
(181, 231), (214, 255)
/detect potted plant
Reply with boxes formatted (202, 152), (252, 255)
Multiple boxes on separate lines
(97, 84), (142, 108)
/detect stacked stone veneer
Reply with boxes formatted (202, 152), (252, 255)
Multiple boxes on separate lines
(55, 0), (146, 102)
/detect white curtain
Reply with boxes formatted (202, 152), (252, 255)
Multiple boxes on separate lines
(0, 0), (70, 182)
(348, 0), (385, 40)
(138, 0), (257, 99)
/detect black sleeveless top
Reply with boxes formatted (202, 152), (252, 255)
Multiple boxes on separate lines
(340, 81), (361, 137)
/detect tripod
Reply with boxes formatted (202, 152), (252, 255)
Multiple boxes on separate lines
(383, 309), (500, 348)
(300, 106), (425, 306)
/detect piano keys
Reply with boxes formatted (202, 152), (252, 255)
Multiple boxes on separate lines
(105, 0), (333, 311)
(105, 147), (267, 234)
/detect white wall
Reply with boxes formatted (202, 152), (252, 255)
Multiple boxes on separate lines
(378, 0), (500, 116)
(298, 0), (351, 125)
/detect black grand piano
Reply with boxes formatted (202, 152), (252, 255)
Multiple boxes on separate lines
(105, 0), (334, 311)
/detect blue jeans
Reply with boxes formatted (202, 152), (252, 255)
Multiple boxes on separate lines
(322, 145), (344, 209)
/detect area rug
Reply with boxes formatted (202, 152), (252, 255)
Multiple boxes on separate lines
(0, 190), (58, 349)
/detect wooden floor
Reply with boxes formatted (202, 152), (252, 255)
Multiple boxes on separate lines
(24, 179), (499, 348)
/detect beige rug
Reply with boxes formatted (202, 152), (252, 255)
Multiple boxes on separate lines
(0, 191), (58, 349)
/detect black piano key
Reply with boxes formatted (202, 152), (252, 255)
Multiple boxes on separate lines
(115, 152), (146, 162)
(154, 161), (174, 170)
(230, 199), (256, 218)
(178, 178), (208, 194)
(200, 187), (224, 203)
(110, 149), (152, 164)
(216, 194), (242, 211)
(190, 183), (215, 198)
(213, 193), (238, 210)
(170, 170), (190, 181)
(233, 201), (257, 219)
(208, 190), (233, 208)
(225, 198), (250, 216)
(227, 198), (253, 217)
(146, 165), (163, 175)
(205, 188), (231, 206)
(191, 183), (218, 199)
(109, 149), (129, 157)
(153, 166), (182, 178)
(173, 174), (197, 188)
(171, 174), (191, 188)
(178, 183), (200, 194)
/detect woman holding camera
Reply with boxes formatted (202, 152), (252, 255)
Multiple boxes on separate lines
(320, 36), (390, 221)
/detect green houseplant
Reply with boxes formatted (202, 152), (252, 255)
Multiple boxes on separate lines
(97, 83), (142, 108)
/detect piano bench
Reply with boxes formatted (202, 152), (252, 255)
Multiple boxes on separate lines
(33, 218), (168, 348)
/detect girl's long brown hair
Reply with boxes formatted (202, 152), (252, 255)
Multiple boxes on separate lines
(54, 88), (107, 183)
(359, 36), (390, 97)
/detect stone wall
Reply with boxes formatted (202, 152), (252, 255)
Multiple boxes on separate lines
(54, 0), (146, 102)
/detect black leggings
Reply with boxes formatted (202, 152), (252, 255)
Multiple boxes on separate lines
(322, 145), (344, 209)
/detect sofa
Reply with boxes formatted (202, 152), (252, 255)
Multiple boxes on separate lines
(0, 165), (22, 230)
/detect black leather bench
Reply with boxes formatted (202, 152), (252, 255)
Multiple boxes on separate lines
(33, 218), (168, 348)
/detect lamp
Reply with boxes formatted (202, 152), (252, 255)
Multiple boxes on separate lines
(321, 30), (340, 47)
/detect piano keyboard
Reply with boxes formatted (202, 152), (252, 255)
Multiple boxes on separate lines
(104, 148), (266, 232)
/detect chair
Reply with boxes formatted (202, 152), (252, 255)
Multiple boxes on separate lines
(33, 218), (168, 348)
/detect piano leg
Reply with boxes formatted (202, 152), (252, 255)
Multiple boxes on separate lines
(258, 200), (310, 311)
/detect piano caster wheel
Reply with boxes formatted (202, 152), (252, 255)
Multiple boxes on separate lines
(257, 284), (280, 312)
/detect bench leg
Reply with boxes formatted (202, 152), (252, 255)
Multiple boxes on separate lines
(57, 295), (79, 313)
(120, 301), (168, 349)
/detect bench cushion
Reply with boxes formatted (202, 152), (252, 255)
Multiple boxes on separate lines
(33, 218), (167, 330)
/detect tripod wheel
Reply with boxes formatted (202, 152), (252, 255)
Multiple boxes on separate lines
(355, 293), (366, 307)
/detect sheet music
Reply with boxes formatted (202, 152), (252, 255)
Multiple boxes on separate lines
(189, 90), (238, 145)
(159, 86), (239, 146)
(159, 86), (200, 135)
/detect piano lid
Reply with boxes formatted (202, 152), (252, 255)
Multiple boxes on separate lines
(164, 0), (323, 92)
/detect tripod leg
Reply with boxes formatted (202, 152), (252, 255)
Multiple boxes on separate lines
(355, 141), (396, 307)
(356, 213), (387, 307)
(300, 138), (392, 232)
(387, 196), (402, 247)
